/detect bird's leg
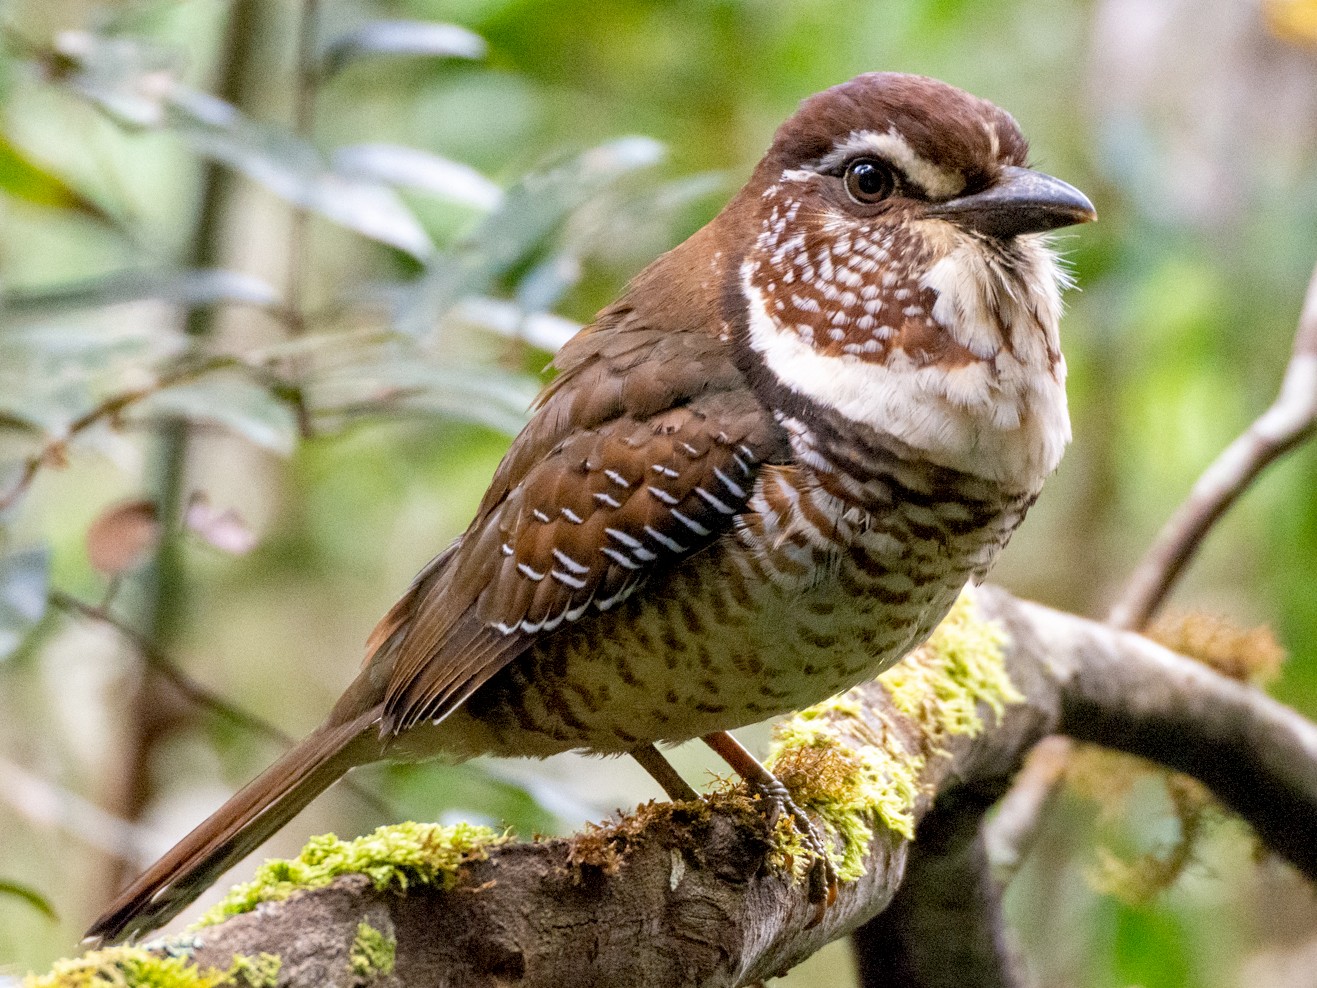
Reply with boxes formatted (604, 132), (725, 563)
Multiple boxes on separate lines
(631, 743), (700, 802)
(702, 730), (838, 915)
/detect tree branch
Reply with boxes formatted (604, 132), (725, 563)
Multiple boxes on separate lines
(0, 756), (160, 866)
(1109, 257), (1317, 632)
(0, 354), (255, 514)
(156, 587), (1316, 987)
(852, 788), (1023, 988)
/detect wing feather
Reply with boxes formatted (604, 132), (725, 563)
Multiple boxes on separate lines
(368, 294), (786, 737)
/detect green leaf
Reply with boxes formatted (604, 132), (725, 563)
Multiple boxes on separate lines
(53, 30), (179, 127)
(0, 879), (58, 920)
(0, 322), (176, 431)
(3, 269), (281, 317)
(310, 356), (537, 437)
(515, 253), (580, 314)
(1111, 901), (1195, 988)
(331, 144), (502, 211)
(54, 33), (434, 259)
(171, 90), (434, 259)
(467, 137), (664, 280)
(0, 133), (104, 220)
(129, 374), (299, 455)
(396, 137), (663, 337)
(450, 296), (578, 354)
(0, 546), (49, 663)
(320, 21), (486, 78)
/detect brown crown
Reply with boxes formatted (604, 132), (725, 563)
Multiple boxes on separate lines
(758, 72), (1030, 186)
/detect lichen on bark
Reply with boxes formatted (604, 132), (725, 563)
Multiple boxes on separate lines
(767, 588), (1020, 882)
(195, 821), (505, 927)
(24, 946), (281, 988)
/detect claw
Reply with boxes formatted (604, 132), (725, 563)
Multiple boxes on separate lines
(701, 730), (839, 924)
(748, 773), (837, 924)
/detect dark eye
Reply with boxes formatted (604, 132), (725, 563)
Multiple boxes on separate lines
(843, 158), (896, 204)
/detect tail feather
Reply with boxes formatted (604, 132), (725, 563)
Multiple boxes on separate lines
(86, 714), (376, 945)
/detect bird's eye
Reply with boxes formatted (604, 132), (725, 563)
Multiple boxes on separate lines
(843, 158), (896, 204)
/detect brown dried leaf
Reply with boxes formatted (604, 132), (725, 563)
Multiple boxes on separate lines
(86, 499), (160, 574)
(184, 493), (257, 555)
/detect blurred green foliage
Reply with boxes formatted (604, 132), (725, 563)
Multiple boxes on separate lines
(1, 0), (1315, 985)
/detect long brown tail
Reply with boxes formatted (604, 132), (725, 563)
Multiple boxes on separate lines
(86, 713), (377, 945)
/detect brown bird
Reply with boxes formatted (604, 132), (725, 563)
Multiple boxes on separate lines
(88, 72), (1094, 943)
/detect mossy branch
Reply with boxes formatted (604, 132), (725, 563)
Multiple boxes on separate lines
(29, 587), (1317, 988)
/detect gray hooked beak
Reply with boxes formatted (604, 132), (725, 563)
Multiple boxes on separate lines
(928, 165), (1096, 239)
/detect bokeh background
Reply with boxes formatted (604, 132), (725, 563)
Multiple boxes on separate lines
(2, 0), (1316, 984)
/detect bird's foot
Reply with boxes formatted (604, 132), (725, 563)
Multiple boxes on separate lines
(700, 730), (837, 925)
(749, 771), (838, 925)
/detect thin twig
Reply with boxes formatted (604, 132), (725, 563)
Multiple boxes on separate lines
(981, 734), (1073, 885)
(48, 590), (397, 820)
(0, 355), (241, 513)
(286, 0), (321, 324)
(274, 0), (324, 440)
(0, 352), (310, 514)
(1109, 259), (1317, 631)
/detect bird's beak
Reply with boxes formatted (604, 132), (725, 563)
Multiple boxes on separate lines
(927, 165), (1096, 239)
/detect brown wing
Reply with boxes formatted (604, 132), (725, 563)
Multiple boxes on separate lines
(371, 300), (785, 737)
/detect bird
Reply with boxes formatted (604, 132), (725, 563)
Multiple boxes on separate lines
(88, 71), (1095, 943)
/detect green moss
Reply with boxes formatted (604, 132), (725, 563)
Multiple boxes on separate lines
(348, 922), (396, 980)
(195, 821), (506, 927)
(881, 589), (1022, 737)
(224, 953), (281, 988)
(24, 948), (281, 988)
(769, 713), (922, 880)
(766, 588), (1019, 884)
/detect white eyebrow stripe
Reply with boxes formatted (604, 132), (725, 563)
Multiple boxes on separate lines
(814, 129), (965, 199)
(781, 167), (824, 185)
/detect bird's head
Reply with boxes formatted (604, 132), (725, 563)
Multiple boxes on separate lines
(732, 72), (1095, 489)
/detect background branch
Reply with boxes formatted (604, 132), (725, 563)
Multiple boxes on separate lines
(0, 354), (251, 513)
(852, 788), (1024, 988)
(1109, 257), (1317, 632)
(0, 757), (159, 866)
